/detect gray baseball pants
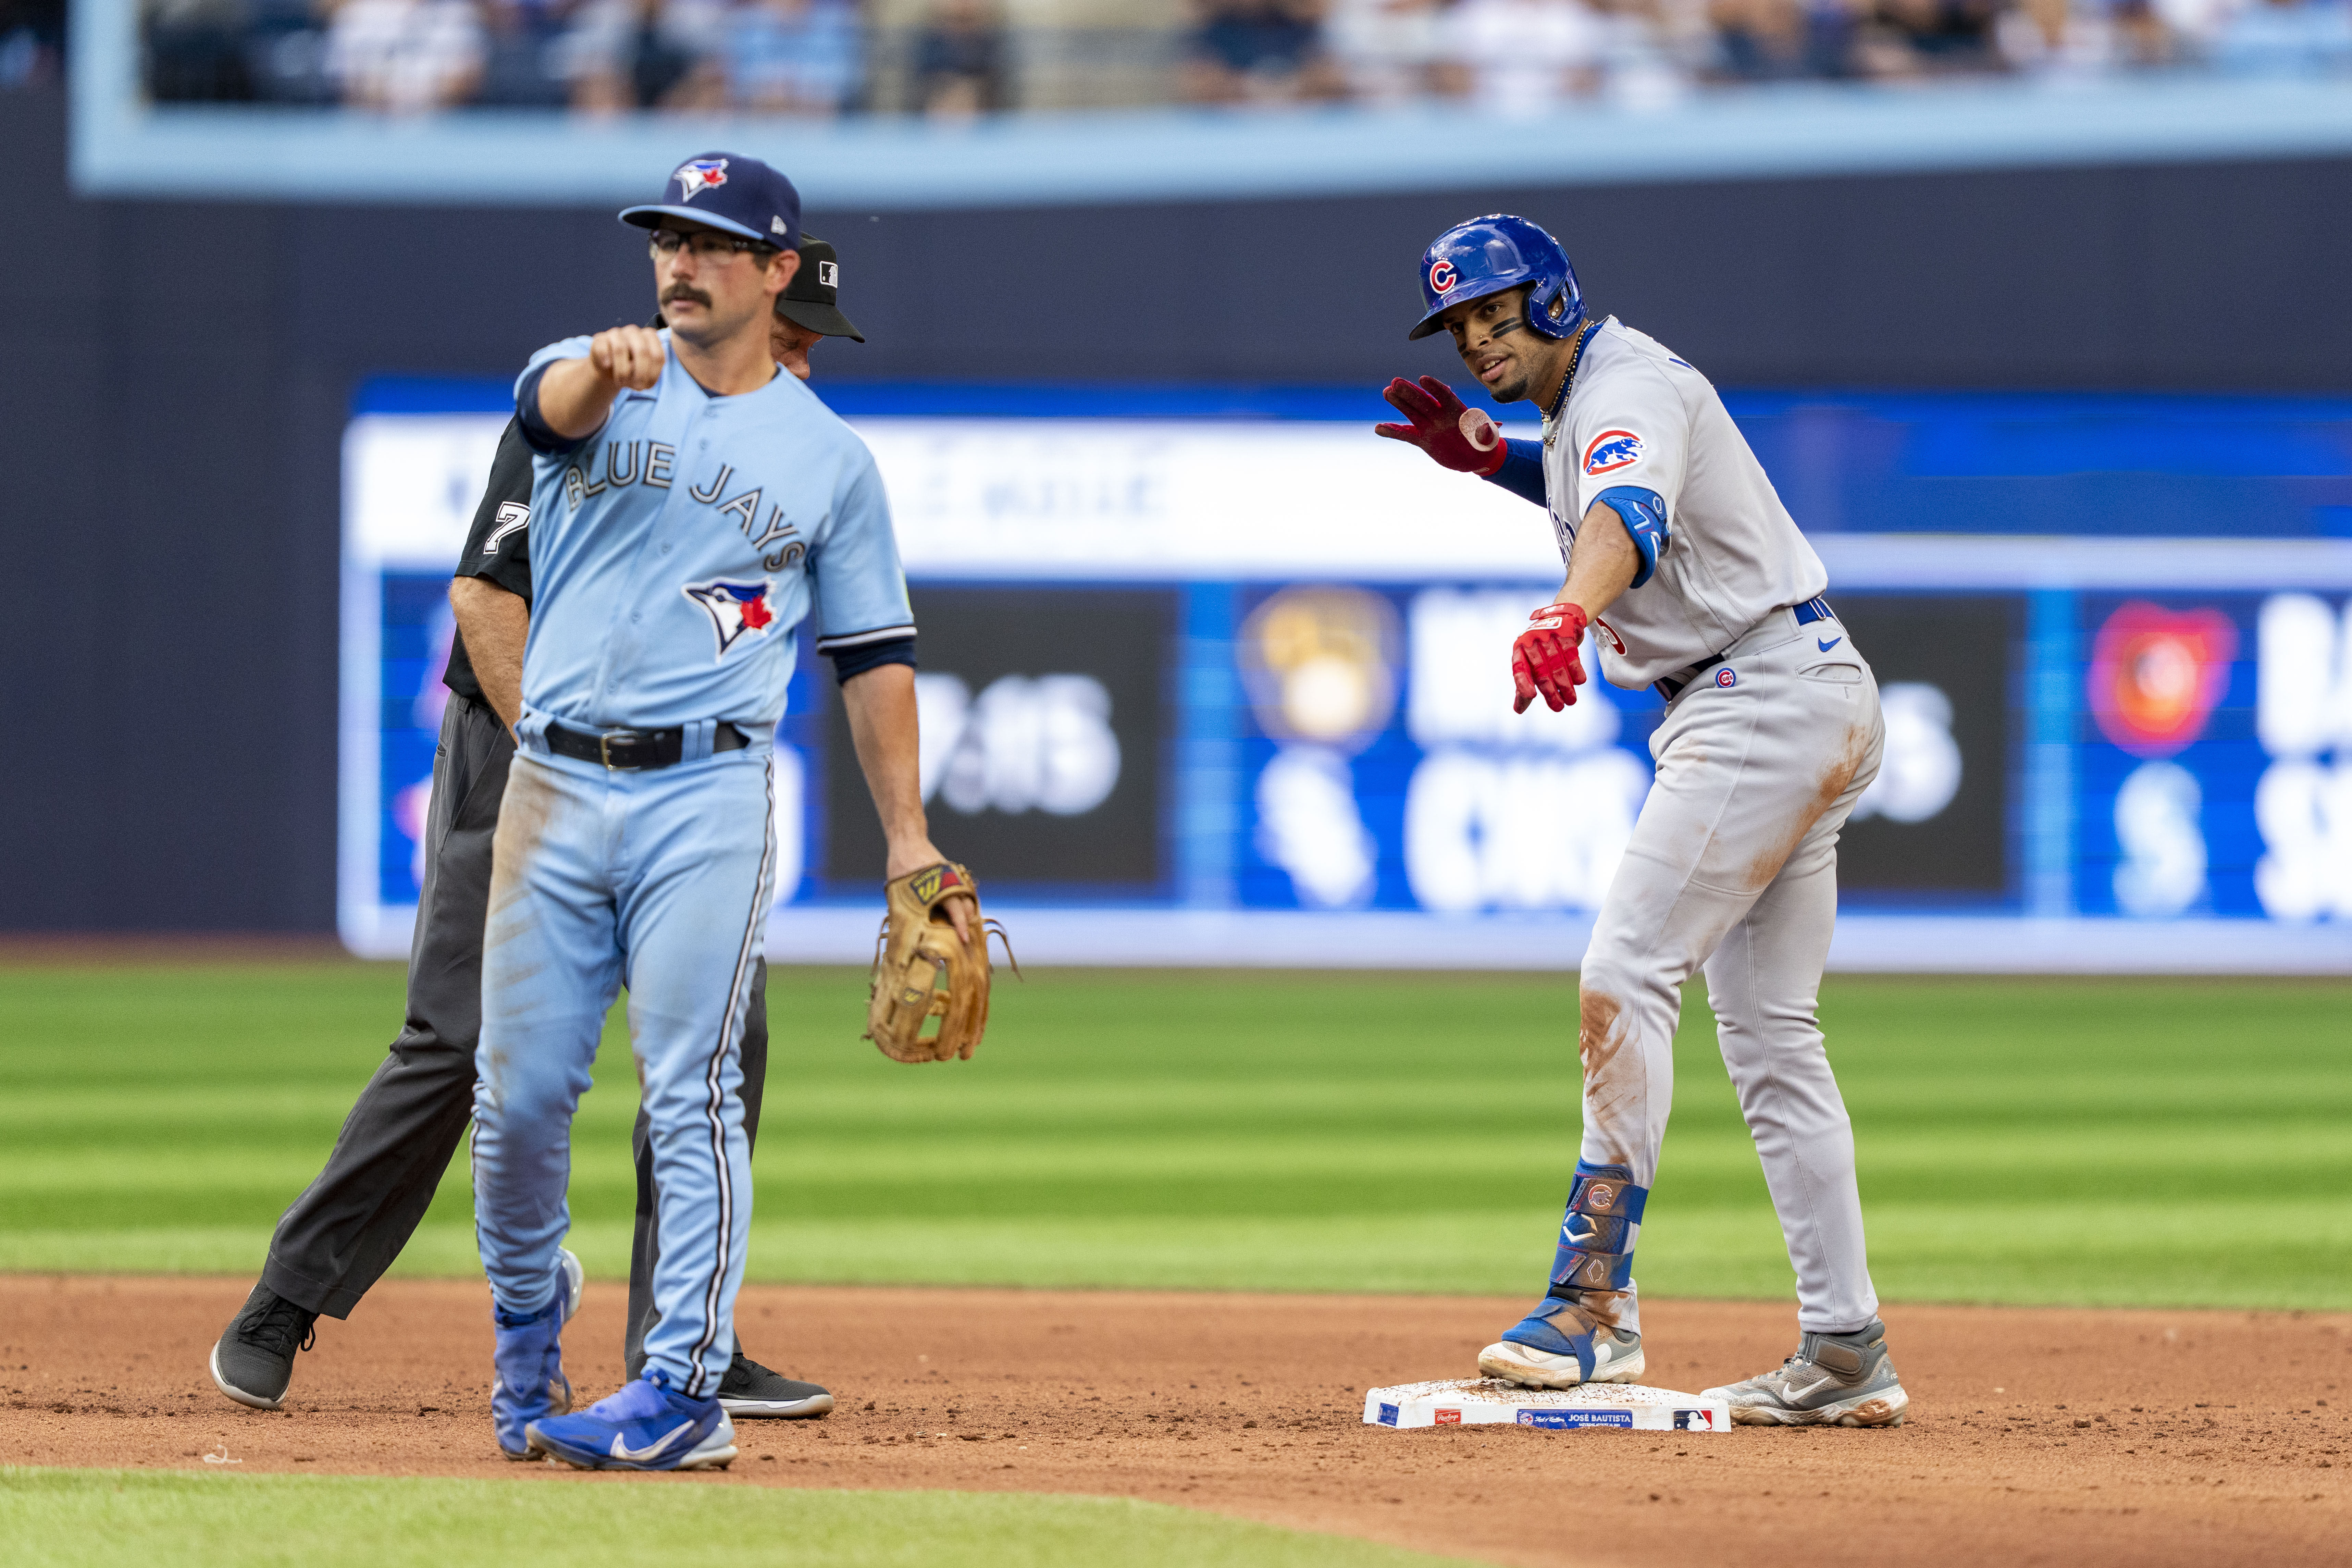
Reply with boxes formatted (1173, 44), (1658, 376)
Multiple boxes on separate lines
(1574, 605), (1886, 1338)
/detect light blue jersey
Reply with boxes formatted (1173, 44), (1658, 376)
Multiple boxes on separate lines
(513, 332), (913, 733)
(475, 335), (911, 1404)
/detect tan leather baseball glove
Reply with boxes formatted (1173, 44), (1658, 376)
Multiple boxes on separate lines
(865, 861), (1004, 1063)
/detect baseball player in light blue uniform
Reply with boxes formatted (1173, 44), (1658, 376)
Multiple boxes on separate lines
(473, 152), (972, 1471)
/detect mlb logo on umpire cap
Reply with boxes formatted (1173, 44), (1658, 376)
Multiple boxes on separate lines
(620, 151), (801, 254)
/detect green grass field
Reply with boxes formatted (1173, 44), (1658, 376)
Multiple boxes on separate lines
(0, 1470), (1470, 1567)
(0, 961), (2345, 1310)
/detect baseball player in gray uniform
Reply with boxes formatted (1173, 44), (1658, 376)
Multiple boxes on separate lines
(1375, 214), (1906, 1428)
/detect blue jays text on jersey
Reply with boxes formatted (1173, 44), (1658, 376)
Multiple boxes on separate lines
(513, 331), (914, 734)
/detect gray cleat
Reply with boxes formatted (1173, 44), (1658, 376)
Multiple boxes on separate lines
(1703, 1317), (1908, 1428)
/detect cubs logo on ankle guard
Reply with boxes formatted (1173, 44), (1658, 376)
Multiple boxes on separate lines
(1547, 1160), (1647, 1294)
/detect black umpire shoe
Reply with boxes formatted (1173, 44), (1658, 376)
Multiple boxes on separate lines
(209, 1283), (319, 1411)
(718, 1350), (833, 1418)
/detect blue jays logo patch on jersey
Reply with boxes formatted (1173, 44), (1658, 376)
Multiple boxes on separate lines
(1428, 258), (1458, 294)
(1582, 429), (1644, 477)
(683, 579), (776, 660)
(674, 158), (729, 200)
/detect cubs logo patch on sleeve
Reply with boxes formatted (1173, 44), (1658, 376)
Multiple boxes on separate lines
(1583, 430), (1644, 477)
(682, 579), (776, 659)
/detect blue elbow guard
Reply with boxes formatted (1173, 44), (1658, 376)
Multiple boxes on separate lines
(1595, 485), (1669, 587)
(1481, 439), (1547, 507)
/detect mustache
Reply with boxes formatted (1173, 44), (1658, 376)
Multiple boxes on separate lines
(660, 284), (712, 308)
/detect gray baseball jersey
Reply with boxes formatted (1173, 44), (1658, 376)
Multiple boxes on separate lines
(1478, 314), (1890, 1394)
(1538, 318), (1829, 689)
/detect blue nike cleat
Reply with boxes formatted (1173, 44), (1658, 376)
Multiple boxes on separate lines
(525, 1372), (737, 1471)
(491, 1248), (582, 1461)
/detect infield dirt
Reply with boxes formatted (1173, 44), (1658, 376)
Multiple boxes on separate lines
(2, 1276), (2345, 1567)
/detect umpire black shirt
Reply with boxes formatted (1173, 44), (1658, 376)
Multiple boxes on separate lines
(442, 418), (537, 705)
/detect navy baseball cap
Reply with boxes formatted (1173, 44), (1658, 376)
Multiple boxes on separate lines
(620, 152), (801, 252)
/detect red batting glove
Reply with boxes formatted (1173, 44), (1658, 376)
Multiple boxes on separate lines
(1373, 375), (1508, 477)
(1512, 603), (1589, 714)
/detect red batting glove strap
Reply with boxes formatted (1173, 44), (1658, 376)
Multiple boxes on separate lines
(1373, 375), (1508, 478)
(1512, 602), (1590, 714)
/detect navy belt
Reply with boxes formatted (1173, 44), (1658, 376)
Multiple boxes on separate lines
(544, 719), (750, 771)
(1652, 597), (1835, 703)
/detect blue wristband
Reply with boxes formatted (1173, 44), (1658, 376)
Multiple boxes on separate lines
(1481, 439), (1547, 507)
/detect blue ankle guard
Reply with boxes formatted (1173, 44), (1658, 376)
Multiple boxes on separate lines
(1545, 1161), (1647, 1295)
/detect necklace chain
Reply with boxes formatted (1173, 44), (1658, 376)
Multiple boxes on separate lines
(1540, 317), (1602, 450)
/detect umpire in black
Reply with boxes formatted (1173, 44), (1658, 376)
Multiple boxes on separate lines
(210, 240), (872, 1416)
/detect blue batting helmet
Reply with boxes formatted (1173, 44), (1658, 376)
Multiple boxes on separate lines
(1408, 214), (1584, 342)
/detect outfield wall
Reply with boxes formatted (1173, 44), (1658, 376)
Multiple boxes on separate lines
(8, 84), (2352, 936)
(340, 384), (2352, 973)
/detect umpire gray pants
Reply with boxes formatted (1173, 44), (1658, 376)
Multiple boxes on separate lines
(262, 693), (768, 1342)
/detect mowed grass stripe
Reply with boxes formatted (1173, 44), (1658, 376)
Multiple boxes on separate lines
(0, 1470), (1476, 1568)
(0, 964), (2344, 1309)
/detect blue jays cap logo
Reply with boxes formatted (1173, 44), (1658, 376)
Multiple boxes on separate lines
(683, 578), (776, 659)
(674, 158), (729, 201)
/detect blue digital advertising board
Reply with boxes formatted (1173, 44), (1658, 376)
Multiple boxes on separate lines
(340, 384), (2352, 973)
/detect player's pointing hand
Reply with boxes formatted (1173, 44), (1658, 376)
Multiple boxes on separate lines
(1512, 602), (1589, 714)
(1374, 375), (1508, 477)
(587, 324), (668, 392)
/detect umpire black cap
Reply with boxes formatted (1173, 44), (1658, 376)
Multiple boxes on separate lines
(776, 235), (864, 343)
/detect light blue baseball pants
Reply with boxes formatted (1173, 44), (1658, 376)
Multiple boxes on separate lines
(472, 742), (773, 1399)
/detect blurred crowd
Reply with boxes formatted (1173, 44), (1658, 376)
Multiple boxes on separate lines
(138, 0), (2352, 114)
(3, 0), (63, 88)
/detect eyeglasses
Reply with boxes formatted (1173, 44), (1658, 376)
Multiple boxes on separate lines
(649, 230), (776, 263)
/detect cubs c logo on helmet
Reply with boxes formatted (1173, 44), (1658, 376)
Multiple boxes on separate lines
(1583, 429), (1644, 477)
(1429, 258), (1458, 294)
(674, 158), (729, 200)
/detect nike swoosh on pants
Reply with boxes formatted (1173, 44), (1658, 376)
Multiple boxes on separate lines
(1817, 637), (1841, 651)
(608, 1420), (694, 1462)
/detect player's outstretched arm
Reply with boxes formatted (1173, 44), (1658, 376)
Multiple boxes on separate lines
(450, 576), (528, 734)
(1512, 502), (1641, 714)
(534, 325), (668, 440)
(1561, 499), (1640, 621)
(840, 664), (975, 949)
